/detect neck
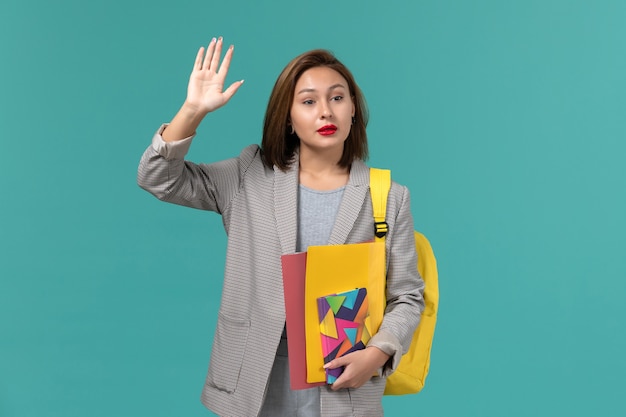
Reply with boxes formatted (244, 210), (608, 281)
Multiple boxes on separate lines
(298, 149), (349, 191)
(298, 143), (345, 170)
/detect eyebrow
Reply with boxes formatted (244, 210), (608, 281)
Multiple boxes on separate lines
(296, 83), (347, 95)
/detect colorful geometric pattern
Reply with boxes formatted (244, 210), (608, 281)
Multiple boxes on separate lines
(317, 287), (371, 384)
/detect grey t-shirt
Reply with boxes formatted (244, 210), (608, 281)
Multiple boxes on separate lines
(296, 184), (345, 252)
(264, 185), (346, 417)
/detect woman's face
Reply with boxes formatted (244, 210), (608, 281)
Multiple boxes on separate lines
(290, 66), (355, 157)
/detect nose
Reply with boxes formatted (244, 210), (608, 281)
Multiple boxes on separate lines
(320, 101), (333, 119)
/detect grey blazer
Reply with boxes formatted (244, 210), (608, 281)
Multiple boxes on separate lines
(137, 126), (425, 417)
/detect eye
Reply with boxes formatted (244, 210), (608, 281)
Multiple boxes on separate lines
(303, 99), (315, 105)
(331, 95), (344, 102)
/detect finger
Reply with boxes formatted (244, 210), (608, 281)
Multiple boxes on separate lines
(209, 36), (223, 71)
(202, 37), (217, 70)
(217, 44), (234, 76)
(330, 373), (349, 391)
(324, 357), (344, 370)
(194, 47), (205, 71)
(330, 381), (343, 391)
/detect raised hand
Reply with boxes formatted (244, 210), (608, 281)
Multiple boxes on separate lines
(162, 37), (244, 142)
(186, 37), (244, 115)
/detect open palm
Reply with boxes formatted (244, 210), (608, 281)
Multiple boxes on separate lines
(186, 37), (243, 114)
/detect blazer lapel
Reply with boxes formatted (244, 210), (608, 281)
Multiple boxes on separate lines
(327, 160), (370, 245)
(274, 157), (300, 255)
(274, 156), (370, 251)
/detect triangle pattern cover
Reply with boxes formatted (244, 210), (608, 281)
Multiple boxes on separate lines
(316, 287), (370, 384)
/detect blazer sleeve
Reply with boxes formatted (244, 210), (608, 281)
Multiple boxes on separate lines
(367, 184), (425, 375)
(137, 124), (259, 215)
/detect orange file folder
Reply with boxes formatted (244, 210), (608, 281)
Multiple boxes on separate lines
(304, 241), (386, 383)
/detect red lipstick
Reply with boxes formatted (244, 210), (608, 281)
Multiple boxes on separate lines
(317, 124), (337, 136)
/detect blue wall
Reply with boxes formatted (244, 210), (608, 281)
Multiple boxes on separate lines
(1, 1), (625, 416)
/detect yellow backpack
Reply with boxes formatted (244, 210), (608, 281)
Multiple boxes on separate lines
(370, 168), (439, 395)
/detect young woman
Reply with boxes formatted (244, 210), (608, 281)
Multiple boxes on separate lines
(138, 37), (424, 417)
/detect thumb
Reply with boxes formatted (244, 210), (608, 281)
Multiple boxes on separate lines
(223, 80), (245, 101)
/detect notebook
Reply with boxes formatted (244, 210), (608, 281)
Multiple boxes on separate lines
(317, 287), (372, 384)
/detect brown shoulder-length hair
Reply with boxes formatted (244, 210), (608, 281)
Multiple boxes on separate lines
(261, 49), (369, 171)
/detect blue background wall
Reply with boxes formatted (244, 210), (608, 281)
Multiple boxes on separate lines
(1, 1), (625, 416)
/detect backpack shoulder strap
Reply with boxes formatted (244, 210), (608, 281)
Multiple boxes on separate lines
(369, 168), (391, 242)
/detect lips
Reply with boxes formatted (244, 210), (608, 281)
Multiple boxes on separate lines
(317, 124), (338, 136)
